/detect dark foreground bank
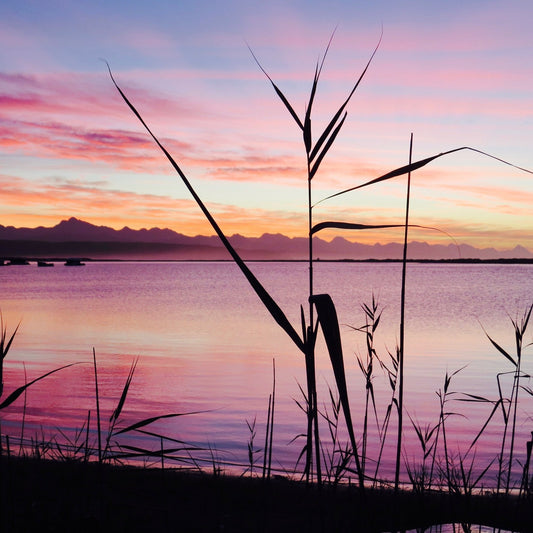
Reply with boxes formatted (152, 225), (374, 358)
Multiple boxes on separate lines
(1, 457), (532, 532)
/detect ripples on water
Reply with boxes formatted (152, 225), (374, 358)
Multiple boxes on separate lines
(1, 261), (532, 485)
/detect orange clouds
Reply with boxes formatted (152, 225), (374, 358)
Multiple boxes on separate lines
(0, 173), (308, 237)
(1, 9), (532, 254)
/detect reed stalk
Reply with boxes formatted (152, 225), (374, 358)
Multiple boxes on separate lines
(430, 367), (465, 491)
(373, 343), (399, 485)
(245, 416), (257, 477)
(482, 305), (532, 493)
(395, 133), (413, 489)
(348, 295), (382, 478)
(19, 363), (27, 456)
(259, 358), (276, 479)
(268, 359), (276, 478)
(519, 431), (533, 498)
(262, 395), (272, 478)
(406, 414), (439, 493)
(505, 305), (532, 492)
(93, 348), (102, 462)
(109, 33), (533, 488)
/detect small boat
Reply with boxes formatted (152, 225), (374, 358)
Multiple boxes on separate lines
(64, 258), (85, 266)
(7, 258), (30, 265)
(38, 261), (54, 267)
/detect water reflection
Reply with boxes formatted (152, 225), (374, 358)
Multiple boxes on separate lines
(1, 261), (533, 482)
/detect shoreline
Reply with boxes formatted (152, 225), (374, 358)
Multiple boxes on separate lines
(2, 257), (533, 265)
(1, 456), (532, 532)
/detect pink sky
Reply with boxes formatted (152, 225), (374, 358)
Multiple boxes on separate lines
(1, 0), (532, 251)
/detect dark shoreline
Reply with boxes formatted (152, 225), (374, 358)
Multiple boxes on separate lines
(1, 456), (532, 532)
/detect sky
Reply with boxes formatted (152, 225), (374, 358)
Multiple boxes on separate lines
(1, 0), (532, 250)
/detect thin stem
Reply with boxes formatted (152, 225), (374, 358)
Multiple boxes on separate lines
(506, 325), (524, 493)
(307, 145), (321, 484)
(262, 393), (271, 479)
(93, 348), (102, 463)
(395, 133), (413, 490)
(268, 358), (276, 479)
(308, 176), (314, 325)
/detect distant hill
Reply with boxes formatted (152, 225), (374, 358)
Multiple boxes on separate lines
(1, 217), (532, 261)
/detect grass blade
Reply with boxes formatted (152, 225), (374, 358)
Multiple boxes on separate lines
(247, 46), (303, 131)
(0, 315), (20, 398)
(309, 111), (347, 179)
(305, 29), (336, 149)
(311, 222), (404, 235)
(486, 334), (517, 367)
(316, 146), (533, 205)
(0, 363), (79, 410)
(311, 293), (364, 488)
(309, 29), (382, 164)
(107, 64), (305, 354)
(110, 357), (138, 425)
(114, 411), (206, 436)
(92, 348), (103, 462)
(109, 358), (139, 424)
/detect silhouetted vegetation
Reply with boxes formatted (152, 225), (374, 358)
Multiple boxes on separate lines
(2, 33), (533, 531)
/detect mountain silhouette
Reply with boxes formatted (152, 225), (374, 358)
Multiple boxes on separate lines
(1, 217), (531, 260)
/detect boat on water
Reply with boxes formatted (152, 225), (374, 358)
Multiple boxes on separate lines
(6, 258), (30, 265)
(37, 261), (54, 267)
(64, 259), (85, 266)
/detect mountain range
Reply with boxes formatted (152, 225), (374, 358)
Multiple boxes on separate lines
(1, 217), (531, 261)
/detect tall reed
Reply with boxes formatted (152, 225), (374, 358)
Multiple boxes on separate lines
(109, 32), (533, 487)
(0, 315), (77, 423)
(87, 350), (203, 465)
(431, 367), (466, 489)
(348, 295), (382, 479)
(487, 305), (532, 493)
(459, 304), (532, 493)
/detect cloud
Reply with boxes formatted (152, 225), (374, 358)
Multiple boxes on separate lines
(1, 2), (531, 253)
(0, 173), (307, 237)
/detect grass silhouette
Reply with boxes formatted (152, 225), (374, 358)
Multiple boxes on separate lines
(2, 32), (533, 531)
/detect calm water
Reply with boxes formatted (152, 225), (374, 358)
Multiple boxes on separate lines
(1, 261), (532, 486)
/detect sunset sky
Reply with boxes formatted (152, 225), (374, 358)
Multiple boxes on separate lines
(1, 0), (532, 250)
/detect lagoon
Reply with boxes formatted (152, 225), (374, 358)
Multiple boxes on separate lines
(1, 260), (532, 487)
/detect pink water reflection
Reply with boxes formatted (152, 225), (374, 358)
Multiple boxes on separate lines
(1, 261), (532, 484)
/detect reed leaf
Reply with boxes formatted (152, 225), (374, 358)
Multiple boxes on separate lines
(311, 220), (458, 236)
(311, 221), (404, 235)
(0, 363), (79, 410)
(305, 28), (335, 146)
(247, 46), (304, 131)
(110, 357), (138, 425)
(114, 411), (206, 436)
(309, 30), (382, 164)
(0, 315), (20, 398)
(0, 317), (19, 361)
(117, 444), (199, 457)
(300, 304), (307, 345)
(459, 392), (496, 403)
(486, 334), (517, 367)
(310, 293), (364, 487)
(466, 398), (503, 452)
(316, 146), (533, 206)
(132, 428), (193, 445)
(304, 113), (312, 155)
(309, 111), (347, 179)
(107, 64), (305, 354)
